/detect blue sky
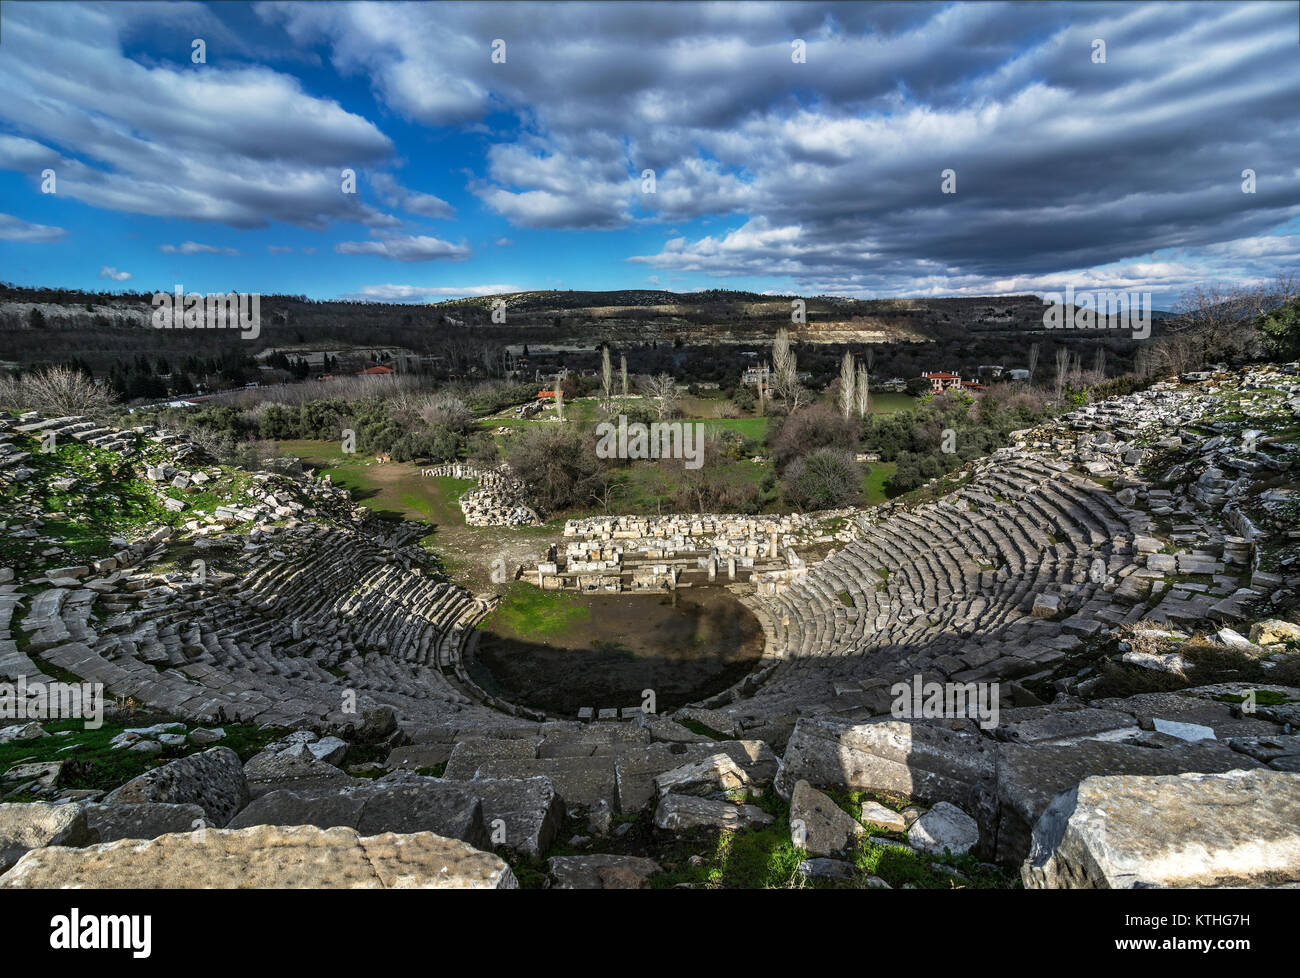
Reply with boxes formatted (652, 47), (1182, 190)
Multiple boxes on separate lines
(0, 0), (1297, 307)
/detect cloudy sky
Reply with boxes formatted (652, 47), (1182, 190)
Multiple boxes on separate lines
(0, 0), (1297, 305)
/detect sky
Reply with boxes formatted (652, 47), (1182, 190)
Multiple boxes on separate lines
(0, 0), (1297, 307)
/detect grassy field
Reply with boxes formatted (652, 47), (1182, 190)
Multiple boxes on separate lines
(861, 460), (898, 505)
(481, 581), (591, 639)
(865, 392), (915, 415)
(272, 438), (475, 525)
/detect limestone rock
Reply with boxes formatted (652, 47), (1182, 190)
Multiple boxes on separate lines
(547, 853), (661, 889)
(0, 802), (97, 873)
(775, 718), (996, 830)
(1023, 769), (1300, 888)
(83, 802), (207, 842)
(1250, 619), (1300, 646)
(0, 723), (47, 744)
(860, 800), (907, 833)
(654, 753), (752, 798)
(995, 738), (1263, 864)
(226, 780), (489, 850)
(0, 824), (518, 889)
(104, 746), (250, 827)
(907, 801), (979, 856)
(790, 780), (865, 856)
(796, 857), (857, 881)
(653, 794), (774, 833)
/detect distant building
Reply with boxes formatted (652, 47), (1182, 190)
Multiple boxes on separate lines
(357, 365), (395, 376)
(1007, 368), (1031, 381)
(977, 364), (1005, 377)
(920, 371), (986, 394)
(920, 371), (963, 392)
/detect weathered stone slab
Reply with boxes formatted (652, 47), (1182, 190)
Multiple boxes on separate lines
(0, 802), (96, 873)
(997, 708), (1138, 744)
(908, 801), (979, 856)
(225, 780), (489, 850)
(860, 800), (907, 833)
(654, 753), (752, 798)
(1023, 770), (1300, 888)
(442, 737), (542, 780)
(995, 739), (1263, 864)
(547, 853), (662, 889)
(104, 747), (250, 827)
(83, 802), (206, 843)
(652, 794), (773, 833)
(465, 755), (615, 809)
(775, 718), (996, 827)
(0, 825), (518, 889)
(790, 780), (864, 856)
(615, 740), (778, 812)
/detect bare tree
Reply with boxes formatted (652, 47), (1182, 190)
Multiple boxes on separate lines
(855, 362), (870, 418)
(1093, 345), (1107, 378)
(838, 351), (855, 418)
(2, 365), (116, 418)
(600, 346), (613, 412)
(1027, 342), (1040, 382)
(641, 373), (679, 420)
(619, 355), (628, 399)
(771, 327), (806, 410)
(1053, 347), (1070, 401)
(555, 387), (565, 422)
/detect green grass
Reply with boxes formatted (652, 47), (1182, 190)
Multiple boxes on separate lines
(0, 713), (284, 796)
(861, 460), (898, 505)
(482, 581), (591, 639)
(865, 392), (917, 415)
(648, 789), (1017, 889)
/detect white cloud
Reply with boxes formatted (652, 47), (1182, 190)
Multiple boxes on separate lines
(98, 265), (132, 281)
(160, 241), (241, 256)
(340, 283), (522, 302)
(0, 212), (66, 243)
(0, 2), (398, 230)
(335, 232), (471, 262)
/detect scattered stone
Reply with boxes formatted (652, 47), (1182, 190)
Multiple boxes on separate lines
(83, 802), (207, 842)
(860, 800), (907, 833)
(0, 723), (47, 744)
(653, 794), (774, 833)
(796, 857), (857, 881)
(790, 780), (865, 856)
(547, 853), (662, 890)
(907, 801), (980, 856)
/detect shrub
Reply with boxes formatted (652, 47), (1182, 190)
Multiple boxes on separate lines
(781, 447), (862, 511)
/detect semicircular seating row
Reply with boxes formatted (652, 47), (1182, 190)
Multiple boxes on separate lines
(735, 452), (1148, 718)
(21, 522), (509, 733)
